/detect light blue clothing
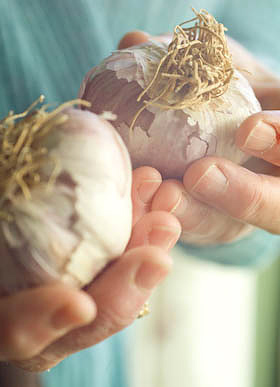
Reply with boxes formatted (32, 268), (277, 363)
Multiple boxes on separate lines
(41, 331), (128, 387)
(181, 230), (280, 268)
(0, 1), (280, 386)
(1, 0), (279, 117)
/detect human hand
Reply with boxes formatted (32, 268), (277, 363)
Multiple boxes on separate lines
(0, 166), (181, 371)
(118, 31), (280, 245)
(226, 36), (280, 110)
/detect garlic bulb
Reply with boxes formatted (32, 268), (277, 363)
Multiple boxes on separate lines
(0, 102), (132, 294)
(79, 10), (261, 178)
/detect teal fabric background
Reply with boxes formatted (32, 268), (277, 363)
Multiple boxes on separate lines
(1, 0), (279, 116)
(0, 1), (280, 386)
(180, 230), (280, 267)
(41, 331), (128, 387)
(0, 0), (219, 115)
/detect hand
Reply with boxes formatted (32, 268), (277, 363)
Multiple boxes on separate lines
(0, 166), (181, 371)
(119, 31), (280, 245)
(226, 36), (280, 110)
(153, 111), (280, 244)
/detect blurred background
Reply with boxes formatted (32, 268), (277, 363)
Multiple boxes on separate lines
(1, 1), (280, 386)
(129, 242), (280, 387)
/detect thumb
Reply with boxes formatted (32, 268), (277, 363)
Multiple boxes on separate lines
(0, 285), (96, 362)
(118, 30), (150, 49)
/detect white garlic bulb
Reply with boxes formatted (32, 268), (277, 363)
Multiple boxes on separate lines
(79, 11), (261, 178)
(0, 106), (132, 294)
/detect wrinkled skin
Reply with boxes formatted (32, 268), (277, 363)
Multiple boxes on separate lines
(119, 31), (280, 245)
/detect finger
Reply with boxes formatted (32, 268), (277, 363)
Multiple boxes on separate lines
(236, 111), (280, 165)
(131, 166), (162, 225)
(226, 36), (279, 90)
(252, 82), (280, 110)
(0, 285), (96, 362)
(30, 246), (172, 371)
(87, 245), (172, 338)
(118, 31), (150, 49)
(182, 156), (280, 234)
(127, 210), (181, 251)
(152, 179), (253, 244)
(118, 31), (171, 50)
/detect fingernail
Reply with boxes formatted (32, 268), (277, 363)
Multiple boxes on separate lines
(244, 121), (276, 152)
(148, 226), (180, 250)
(171, 192), (188, 217)
(138, 180), (161, 204)
(51, 300), (96, 331)
(192, 165), (228, 198)
(135, 260), (171, 290)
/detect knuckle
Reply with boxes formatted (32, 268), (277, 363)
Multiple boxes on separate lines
(181, 210), (253, 245)
(234, 177), (265, 223)
(180, 231), (211, 245)
(0, 322), (38, 361)
(189, 207), (211, 232)
(90, 308), (135, 343)
(0, 324), (25, 359)
(178, 194), (210, 231)
(103, 307), (135, 331)
(217, 223), (254, 244)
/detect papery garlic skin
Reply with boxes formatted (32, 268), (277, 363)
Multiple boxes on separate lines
(0, 109), (132, 293)
(79, 41), (261, 178)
